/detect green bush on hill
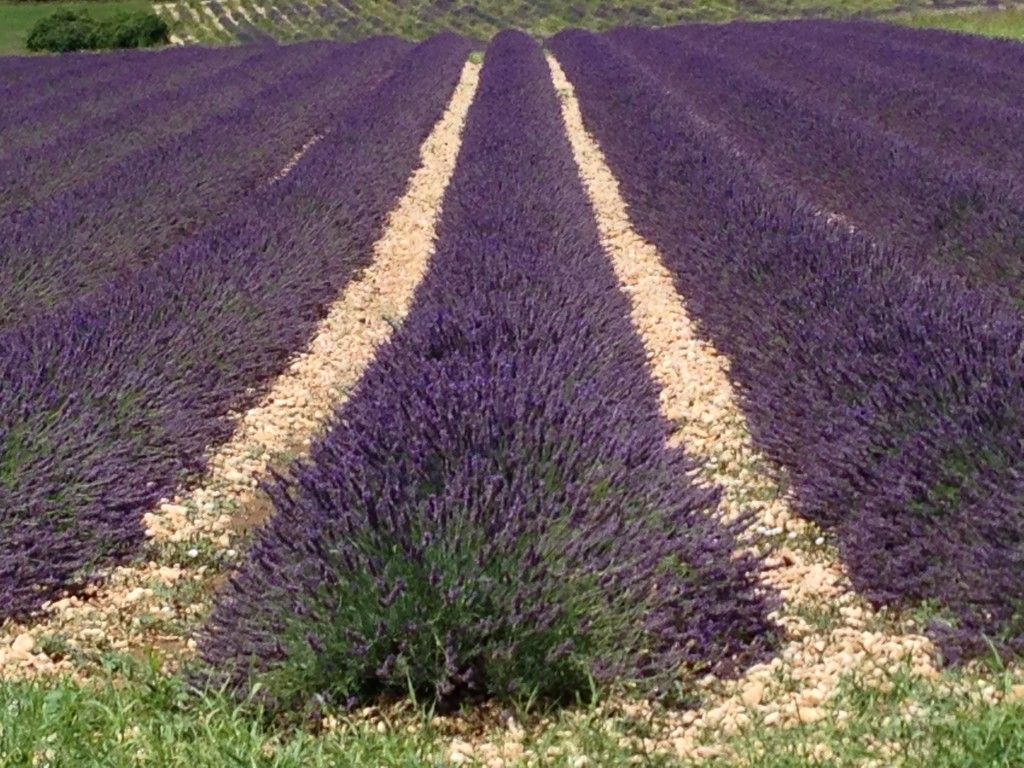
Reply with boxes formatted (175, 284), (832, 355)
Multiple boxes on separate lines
(26, 9), (168, 52)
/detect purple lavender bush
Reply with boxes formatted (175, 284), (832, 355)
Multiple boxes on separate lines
(662, 22), (1024, 181)
(0, 38), (409, 328)
(199, 31), (778, 713)
(770, 20), (1024, 112)
(0, 34), (472, 622)
(551, 29), (1024, 663)
(0, 39), (400, 219)
(1, 46), (246, 154)
(607, 26), (1024, 304)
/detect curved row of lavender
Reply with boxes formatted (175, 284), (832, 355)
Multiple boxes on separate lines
(200, 31), (777, 712)
(2, 53), (277, 209)
(0, 40), (386, 217)
(789, 20), (1024, 111)
(550, 29), (1024, 663)
(607, 26), (1024, 304)
(1, 46), (254, 157)
(0, 33), (473, 621)
(0, 38), (410, 329)
(850, 18), (1024, 73)
(671, 22), (1024, 180)
(0, 47), (137, 96)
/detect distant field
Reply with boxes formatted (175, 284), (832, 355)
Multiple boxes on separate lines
(895, 5), (1024, 39)
(6, 1), (1024, 54)
(157, 0), (943, 45)
(0, 0), (149, 55)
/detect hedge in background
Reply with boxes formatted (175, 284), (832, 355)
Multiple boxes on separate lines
(26, 10), (169, 53)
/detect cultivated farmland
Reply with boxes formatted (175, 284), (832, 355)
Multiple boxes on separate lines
(1, 19), (1023, 767)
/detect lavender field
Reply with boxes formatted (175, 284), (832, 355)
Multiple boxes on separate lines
(1, 20), (1023, 767)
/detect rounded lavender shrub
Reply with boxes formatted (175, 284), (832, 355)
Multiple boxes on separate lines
(200, 31), (778, 713)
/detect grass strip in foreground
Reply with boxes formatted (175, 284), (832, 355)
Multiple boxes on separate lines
(1, 656), (1023, 766)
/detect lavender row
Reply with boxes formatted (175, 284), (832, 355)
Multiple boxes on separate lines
(805, 20), (1024, 87)
(0, 44), (242, 125)
(765, 20), (1024, 113)
(0, 34), (473, 622)
(550, 30), (1024, 663)
(0, 39), (410, 329)
(0, 48), (130, 97)
(672, 22), (1024, 180)
(0, 41), (350, 218)
(1, 46), (255, 157)
(608, 28), (1024, 303)
(201, 31), (776, 711)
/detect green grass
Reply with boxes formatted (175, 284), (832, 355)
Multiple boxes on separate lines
(0, 0), (149, 55)
(713, 667), (1024, 767)
(2, 655), (1023, 767)
(894, 5), (1024, 40)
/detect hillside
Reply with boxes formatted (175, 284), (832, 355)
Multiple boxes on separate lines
(154, 0), (959, 44)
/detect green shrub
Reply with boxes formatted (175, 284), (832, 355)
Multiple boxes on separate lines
(250, 519), (648, 714)
(26, 9), (168, 53)
(26, 10), (96, 52)
(102, 11), (170, 48)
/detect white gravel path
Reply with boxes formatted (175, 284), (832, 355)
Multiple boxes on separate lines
(546, 51), (938, 758)
(0, 61), (483, 681)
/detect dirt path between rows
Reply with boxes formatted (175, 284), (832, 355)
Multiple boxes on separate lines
(544, 51), (939, 763)
(0, 60), (482, 681)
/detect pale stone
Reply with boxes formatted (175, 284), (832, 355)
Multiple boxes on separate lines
(798, 707), (826, 724)
(124, 588), (151, 604)
(740, 681), (765, 707)
(11, 633), (34, 655)
(157, 567), (182, 585)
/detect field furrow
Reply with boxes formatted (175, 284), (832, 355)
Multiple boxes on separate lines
(0, 56), (482, 680)
(0, 50), (130, 96)
(670, 22), (1024, 180)
(0, 41), (345, 215)
(551, 28), (1024, 663)
(2, 16), (1024, 764)
(0, 33), (473, 624)
(199, 31), (777, 711)
(774, 20), (1024, 112)
(608, 27), (1024, 302)
(0, 38), (410, 329)
(0, 48), (251, 152)
(811, 19), (1024, 80)
(550, 52), (939, 754)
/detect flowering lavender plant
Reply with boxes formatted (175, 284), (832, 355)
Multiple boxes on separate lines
(200, 31), (778, 712)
